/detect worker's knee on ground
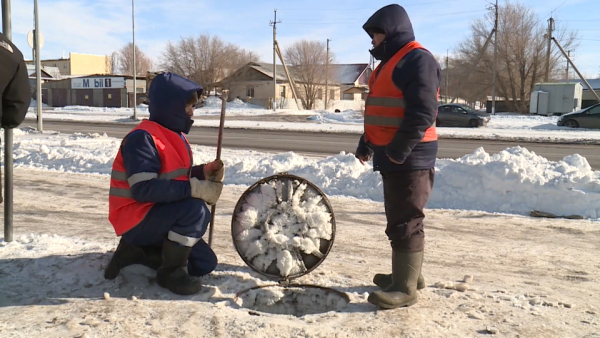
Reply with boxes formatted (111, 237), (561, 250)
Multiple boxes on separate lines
(187, 249), (218, 277)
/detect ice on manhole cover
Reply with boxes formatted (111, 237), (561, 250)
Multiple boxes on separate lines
(231, 175), (335, 279)
(235, 285), (349, 317)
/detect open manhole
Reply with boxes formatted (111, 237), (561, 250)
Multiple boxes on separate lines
(234, 284), (349, 317)
(231, 173), (348, 316)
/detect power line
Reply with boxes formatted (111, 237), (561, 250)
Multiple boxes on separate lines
(283, 9), (488, 25)
(279, 0), (463, 11)
(551, 0), (569, 15)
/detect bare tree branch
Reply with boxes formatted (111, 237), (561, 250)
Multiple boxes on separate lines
(113, 43), (153, 76)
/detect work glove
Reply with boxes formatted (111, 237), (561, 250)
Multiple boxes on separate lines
(203, 159), (225, 182)
(190, 178), (223, 205)
(355, 134), (373, 165)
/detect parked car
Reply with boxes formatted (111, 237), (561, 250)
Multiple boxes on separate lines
(436, 104), (490, 128)
(557, 103), (600, 129)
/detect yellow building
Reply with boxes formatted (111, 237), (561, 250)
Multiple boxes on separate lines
(26, 52), (111, 76)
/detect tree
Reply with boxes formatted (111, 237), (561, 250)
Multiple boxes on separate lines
(160, 34), (259, 93)
(452, 1), (578, 112)
(284, 40), (335, 110)
(113, 43), (153, 76)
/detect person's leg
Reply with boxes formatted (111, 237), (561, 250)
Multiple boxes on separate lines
(368, 169), (434, 309)
(187, 238), (218, 277)
(105, 198), (211, 294)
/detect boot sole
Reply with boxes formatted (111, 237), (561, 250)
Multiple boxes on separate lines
(367, 293), (418, 309)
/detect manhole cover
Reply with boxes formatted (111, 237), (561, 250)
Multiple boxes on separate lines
(235, 284), (349, 317)
(231, 174), (347, 315)
(231, 173), (336, 280)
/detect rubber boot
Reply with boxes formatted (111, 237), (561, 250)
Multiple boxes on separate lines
(373, 273), (425, 290)
(367, 251), (423, 309)
(156, 239), (203, 295)
(104, 238), (148, 280)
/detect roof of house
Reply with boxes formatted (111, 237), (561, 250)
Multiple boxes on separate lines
(329, 64), (370, 84)
(559, 79), (600, 90)
(243, 62), (371, 85)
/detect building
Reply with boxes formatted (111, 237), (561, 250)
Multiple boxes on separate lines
(329, 64), (371, 100)
(25, 52), (112, 76)
(559, 79), (600, 108)
(217, 62), (372, 110)
(41, 74), (146, 108)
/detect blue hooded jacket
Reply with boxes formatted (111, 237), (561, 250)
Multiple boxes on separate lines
(357, 4), (440, 172)
(119, 73), (204, 204)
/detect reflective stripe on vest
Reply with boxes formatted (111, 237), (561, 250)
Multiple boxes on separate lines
(108, 120), (192, 236)
(364, 41), (438, 146)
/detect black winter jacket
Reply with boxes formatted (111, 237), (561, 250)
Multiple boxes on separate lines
(357, 4), (441, 172)
(0, 33), (29, 131)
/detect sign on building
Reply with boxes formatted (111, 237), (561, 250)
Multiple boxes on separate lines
(71, 77), (125, 89)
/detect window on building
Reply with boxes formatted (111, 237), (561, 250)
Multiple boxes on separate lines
(317, 89), (323, 100)
(246, 86), (255, 98)
(108, 94), (112, 99)
(85, 95), (89, 99)
(280, 86), (286, 98)
(136, 88), (144, 93)
(329, 89), (336, 101)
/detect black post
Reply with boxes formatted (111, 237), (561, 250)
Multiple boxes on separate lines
(2, 0), (14, 242)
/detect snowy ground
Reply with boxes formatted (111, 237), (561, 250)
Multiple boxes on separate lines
(26, 103), (600, 144)
(1, 169), (599, 338)
(3, 128), (599, 219)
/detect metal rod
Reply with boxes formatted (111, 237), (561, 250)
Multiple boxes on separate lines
(451, 28), (495, 104)
(552, 37), (600, 103)
(34, 0), (42, 130)
(208, 90), (228, 248)
(325, 38), (330, 110)
(132, 0), (137, 120)
(3, 0), (14, 242)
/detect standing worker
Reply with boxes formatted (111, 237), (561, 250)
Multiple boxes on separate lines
(355, 4), (440, 309)
(1, 32), (31, 203)
(105, 72), (225, 296)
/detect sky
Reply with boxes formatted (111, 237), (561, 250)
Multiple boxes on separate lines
(1, 0), (599, 77)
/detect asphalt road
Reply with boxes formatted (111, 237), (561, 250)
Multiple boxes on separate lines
(22, 119), (600, 169)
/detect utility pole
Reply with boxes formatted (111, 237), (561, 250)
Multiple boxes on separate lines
(34, 0), (42, 131)
(2, 0), (14, 242)
(325, 38), (330, 110)
(132, 0), (137, 120)
(491, 0), (498, 114)
(544, 17), (554, 82)
(445, 50), (449, 104)
(565, 50), (570, 80)
(270, 9), (281, 111)
(553, 37), (600, 103)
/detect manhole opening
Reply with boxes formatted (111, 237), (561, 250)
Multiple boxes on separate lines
(235, 285), (349, 317)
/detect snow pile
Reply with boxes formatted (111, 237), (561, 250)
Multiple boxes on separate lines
(201, 96), (263, 110)
(29, 99), (49, 108)
(4, 128), (600, 219)
(52, 105), (149, 114)
(234, 178), (334, 278)
(307, 110), (364, 124)
(430, 147), (600, 218)
(236, 286), (349, 316)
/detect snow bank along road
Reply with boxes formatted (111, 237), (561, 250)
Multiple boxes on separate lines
(23, 120), (600, 170)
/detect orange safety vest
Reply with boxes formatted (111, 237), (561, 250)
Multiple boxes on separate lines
(364, 41), (438, 146)
(108, 120), (192, 236)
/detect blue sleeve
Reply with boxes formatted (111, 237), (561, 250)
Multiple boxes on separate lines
(386, 49), (440, 163)
(121, 130), (192, 203)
